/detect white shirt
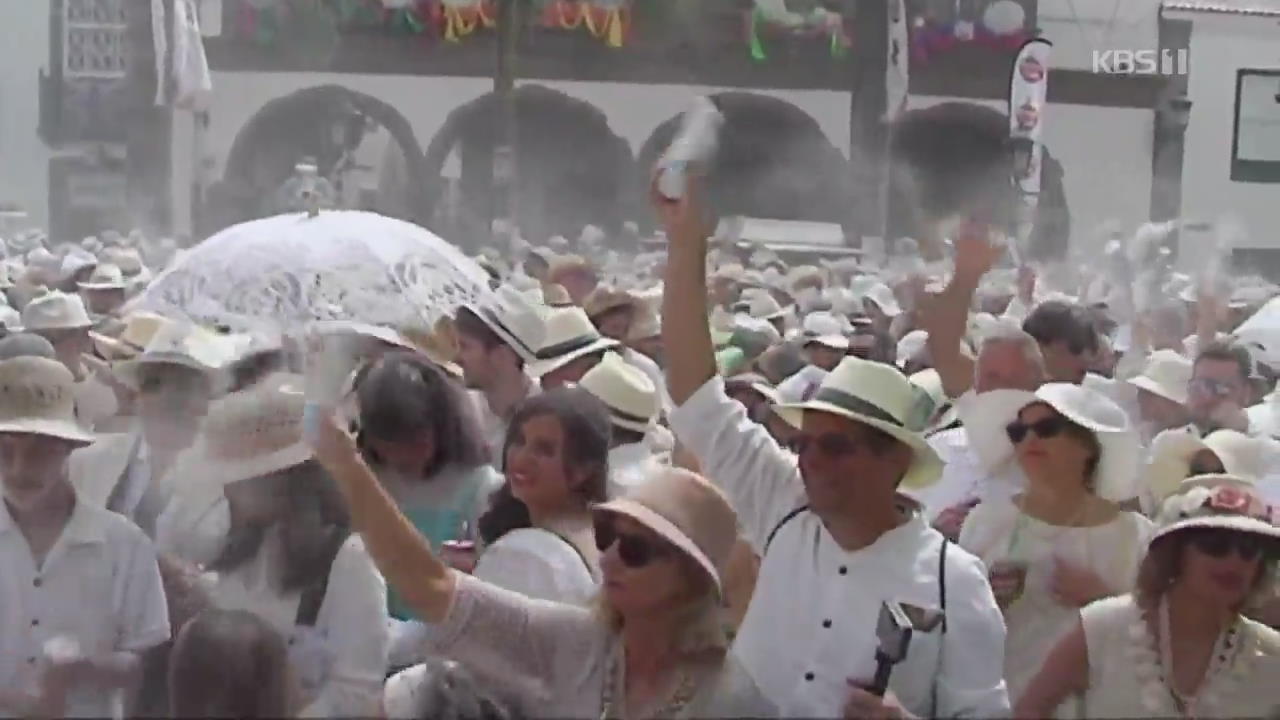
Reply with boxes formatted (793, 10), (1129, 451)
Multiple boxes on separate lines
(473, 379), (541, 465)
(670, 377), (1011, 718)
(473, 527), (597, 606)
(0, 493), (169, 719)
(608, 441), (663, 498)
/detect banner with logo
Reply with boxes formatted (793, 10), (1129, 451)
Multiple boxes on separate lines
(1008, 37), (1051, 263)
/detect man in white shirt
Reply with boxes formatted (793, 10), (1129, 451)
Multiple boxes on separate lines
(1187, 340), (1258, 436)
(577, 351), (665, 497)
(657, 191), (1009, 719)
(0, 357), (169, 718)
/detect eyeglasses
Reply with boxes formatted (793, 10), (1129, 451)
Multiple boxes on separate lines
(1005, 416), (1067, 444)
(1188, 529), (1272, 562)
(787, 432), (860, 458)
(593, 516), (671, 569)
(1190, 378), (1241, 398)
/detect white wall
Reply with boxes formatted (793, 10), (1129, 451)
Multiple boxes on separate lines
(1177, 13), (1280, 260)
(1035, 0), (1159, 70)
(0, 0), (52, 225)
(174, 71), (1151, 252)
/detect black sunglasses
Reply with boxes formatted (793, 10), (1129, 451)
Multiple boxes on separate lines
(1006, 416), (1067, 444)
(593, 516), (671, 569)
(787, 432), (860, 458)
(1189, 529), (1272, 562)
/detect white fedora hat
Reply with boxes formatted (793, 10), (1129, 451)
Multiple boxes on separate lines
(0, 307), (22, 335)
(528, 306), (620, 378)
(1151, 476), (1278, 545)
(862, 282), (903, 317)
(801, 311), (849, 351)
(773, 356), (943, 489)
(20, 288), (93, 331)
(0, 357), (95, 445)
(964, 383), (1141, 502)
(460, 284), (546, 363)
(77, 263), (127, 291)
(114, 321), (239, 389)
(578, 352), (658, 434)
(1125, 349), (1192, 406)
(908, 368), (959, 434)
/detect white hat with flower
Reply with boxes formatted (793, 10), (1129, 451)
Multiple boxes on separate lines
(1151, 476), (1278, 545)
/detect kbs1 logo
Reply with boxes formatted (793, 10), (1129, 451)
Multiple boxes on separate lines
(1092, 49), (1189, 76)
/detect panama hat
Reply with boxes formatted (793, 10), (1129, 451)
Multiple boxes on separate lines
(1125, 349), (1192, 406)
(0, 357), (95, 445)
(741, 290), (790, 322)
(77, 263), (127, 291)
(908, 368), (959, 434)
(20, 288), (93, 331)
(773, 356), (942, 489)
(800, 311), (849, 351)
(963, 383), (1141, 502)
(578, 352), (658, 434)
(593, 467), (739, 598)
(459, 284), (546, 364)
(528, 306), (620, 378)
(584, 286), (641, 322)
(1151, 476), (1278, 545)
(114, 321), (238, 390)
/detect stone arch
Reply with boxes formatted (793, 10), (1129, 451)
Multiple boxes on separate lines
(421, 84), (635, 246)
(635, 92), (851, 229)
(204, 84), (430, 235)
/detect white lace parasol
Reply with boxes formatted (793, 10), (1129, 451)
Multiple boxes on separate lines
(131, 211), (490, 331)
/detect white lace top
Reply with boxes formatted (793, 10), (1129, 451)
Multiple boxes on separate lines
(431, 573), (776, 718)
(1079, 595), (1280, 719)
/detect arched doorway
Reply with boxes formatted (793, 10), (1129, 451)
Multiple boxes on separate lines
(635, 92), (851, 230)
(421, 84), (634, 247)
(204, 84), (429, 236)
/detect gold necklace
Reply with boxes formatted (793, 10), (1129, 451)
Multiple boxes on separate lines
(599, 647), (698, 720)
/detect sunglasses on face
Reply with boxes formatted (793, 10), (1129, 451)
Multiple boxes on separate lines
(593, 516), (671, 569)
(1189, 529), (1273, 562)
(787, 432), (860, 458)
(1006, 415), (1067, 444)
(1190, 378), (1240, 398)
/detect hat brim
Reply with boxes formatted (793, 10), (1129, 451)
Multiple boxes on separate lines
(114, 354), (216, 390)
(1127, 376), (1188, 406)
(1151, 513), (1280, 545)
(461, 302), (538, 363)
(0, 418), (94, 446)
(805, 335), (850, 351)
(772, 400), (944, 489)
(528, 337), (620, 378)
(77, 281), (127, 291)
(592, 501), (723, 598)
(183, 438), (315, 491)
(25, 320), (94, 332)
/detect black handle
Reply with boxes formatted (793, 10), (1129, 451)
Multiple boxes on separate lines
(868, 651), (895, 698)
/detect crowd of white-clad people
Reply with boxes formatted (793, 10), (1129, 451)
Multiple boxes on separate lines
(2, 126), (1279, 719)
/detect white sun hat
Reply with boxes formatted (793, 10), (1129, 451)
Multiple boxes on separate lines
(801, 311), (849, 351)
(20, 288), (93, 331)
(577, 351), (659, 434)
(0, 307), (22, 334)
(1125, 349), (1193, 406)
(1150, 476), (1278, 545)
(908, 368), (958, 433)
(773, 355), (943, 489)
(896, 329), (929, 367)
(58, 249), (97, 281)
(459, 284), (547, 364)
(528, 306), (620, 378)
(76, 263), (128, 291)
(963, 383), (1141, 502)
(862, 282), (903, 317)
(114, 321), (239, 390)
(0, 356), (95, 445)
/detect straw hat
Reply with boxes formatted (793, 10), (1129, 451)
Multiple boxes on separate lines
(963, 384), (1141, 501)
(583, 286), (641, 322)
(593, 467), (739, 597)
(182, 373), (313, 489)
(20, 288), (93, 331)
(59, 250), (97, 281)
(0, 357), (95, 445)
(114, 322), (238, 390)
(459, 284), (546, 363)
(862, 282), (903, 317)
(908, 368), (958, 433)
(540, 283), (573, 307)
(528, 307), (620, 378)
(578, 352), (658, 434)
(1150, 476), (1278, 544)
(77, 263), (127, 291)
(547, 255), (597, 285)
(774, 356), (943, 489)
(0, 306), (22, 335)
(742, 290), (790, 322)
(397, 318), (464, 379)
(1125, 349), (1193, 406)
(800, 311), (849, 351)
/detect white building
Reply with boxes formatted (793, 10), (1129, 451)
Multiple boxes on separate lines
(0, 0), (53, 225)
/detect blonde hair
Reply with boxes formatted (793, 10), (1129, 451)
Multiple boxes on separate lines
(591, 553), (730, 656)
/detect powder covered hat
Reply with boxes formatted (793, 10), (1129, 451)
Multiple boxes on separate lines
(0, 306), (22, 335)
(1125, 349), (1193, 406)
(0, 357), (95, 445)
(801, 311), (849, 351)
(1151, 476), (1277, 545)
(20, 288), (93, 331)
(114, 321), (239, 390)
(583, 286), (641, 322)
(578, 352), (658, 434)
(77, 263), (127, 291)
(774, 356), (943, 489)
(594, 467), (739, 598)
(460, 284), (547, 364)
(528, 306), (619, 378)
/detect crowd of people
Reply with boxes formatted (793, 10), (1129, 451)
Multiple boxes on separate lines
(1, 129), (1279, 719)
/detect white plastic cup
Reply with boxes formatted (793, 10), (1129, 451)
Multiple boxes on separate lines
(656, 97), (724, 201)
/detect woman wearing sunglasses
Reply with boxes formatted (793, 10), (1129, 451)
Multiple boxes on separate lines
(958, 383), (1152, 706)
(307, 407), (775, 718)
(1017, 476), (1279, 718)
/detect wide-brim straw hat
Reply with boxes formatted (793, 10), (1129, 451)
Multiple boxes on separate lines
(0, 357), (95, 445)
(77, 263), (128, 291)
(577, 352), (658, 433)
(583, 287), (641, 322)
(179, 373), (313, 490)
(20, 287), (94, 331)
(114, 321), (239, 390)
(964, 384), (1141, 502)
(1150, 475), (1278, 544)
(460, 284), (546, 364)
(1125, 349), (1193, 406)
(593, 467), (738, 598)
(528, 306), (620, 378)
(774, 356), (943, 489)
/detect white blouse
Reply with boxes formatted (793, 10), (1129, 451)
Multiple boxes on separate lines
(473, 527), (598, 606)
(205, 532), (389, 718)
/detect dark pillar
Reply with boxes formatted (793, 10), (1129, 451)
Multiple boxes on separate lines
(847, 0), (890, 249)
(1150, 16), (1192, 259)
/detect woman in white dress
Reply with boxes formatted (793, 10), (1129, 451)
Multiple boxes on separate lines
(958, 384), (1153, 706)
(189, 375), (389, 717)
(309, 406), (776, 718)
(1018, 475), (1279, 718)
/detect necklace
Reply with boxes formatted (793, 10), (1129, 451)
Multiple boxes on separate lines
(1157, 596), (1239, 717)
(599, 645), (698, 720)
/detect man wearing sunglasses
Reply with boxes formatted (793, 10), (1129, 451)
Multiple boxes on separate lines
(656, 182), (1009, 720)
(1188, 341), (1255, 436)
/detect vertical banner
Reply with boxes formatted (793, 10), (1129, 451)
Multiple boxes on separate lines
(885, 0), (910, 120)
(1008, 37), (1051, 264)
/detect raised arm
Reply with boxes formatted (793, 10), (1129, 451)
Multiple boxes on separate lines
(921, 223), (1002, 399)
(654, 177), (717, 405)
